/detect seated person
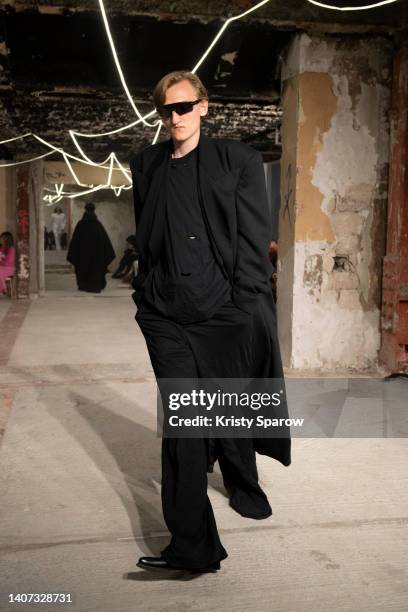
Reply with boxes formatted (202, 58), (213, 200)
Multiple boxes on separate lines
(112, 235), (138, 279)
(0, 232), (16, 295)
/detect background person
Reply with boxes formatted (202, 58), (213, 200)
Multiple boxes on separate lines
(51, 206), (66, 251)
(0, 232), (16, 295)
(67, 202), (115, 293)
(112, 235), (138, 279)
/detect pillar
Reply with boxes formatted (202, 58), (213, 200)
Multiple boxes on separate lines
(278, 33), (392, 371)
(16, 160), (44, 298)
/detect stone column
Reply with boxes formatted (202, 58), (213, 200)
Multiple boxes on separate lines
(16, 166), (30, 299)
(29, 160), (45, 297)
(278, 33), (392, 371)
(16, 160), (44, 298)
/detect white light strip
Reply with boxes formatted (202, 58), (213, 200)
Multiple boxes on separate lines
(306, 0), (399, 10)
(43, 184), (131, 195)
(67, 114), (160, 169)
(68, 110), (157, 139)
(0, 141), (131, 198)
(97, 0), (159, 127)
(3, 0), (399, 198)
(40, 1), (274, 194)
(43, 195), (61, 205)
(35, 134), (132, 192)
(69, 131), (101, 166)
(32, 134), (118, 170)
(68, 131), (132, 182)
(192, 0), (272, 73)
(65, 0), (273, 161)
(70, 0), (273, 150)
(0, 132), (32, 145)
(44, 152), (135, 199)
(0, 0), (278, 190)
(112, 152), (132, 182)
(152, 119), (164, 145)
(46, 0), (403, 185)
(0, 131), (129, 174)
(0, 151), (54, 167)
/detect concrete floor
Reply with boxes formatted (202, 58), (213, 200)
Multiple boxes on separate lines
(0, 274), (407, 611)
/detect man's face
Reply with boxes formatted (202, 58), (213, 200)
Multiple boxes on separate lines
(161, 79), (208, 143)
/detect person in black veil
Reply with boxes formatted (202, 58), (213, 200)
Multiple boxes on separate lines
(67, 202), (115, 293)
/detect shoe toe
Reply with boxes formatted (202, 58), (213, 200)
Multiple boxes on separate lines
(137, 556), (222, 572)
(137, 556), (168, 569)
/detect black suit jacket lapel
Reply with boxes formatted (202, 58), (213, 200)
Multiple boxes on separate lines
(134, 142), (171, 265)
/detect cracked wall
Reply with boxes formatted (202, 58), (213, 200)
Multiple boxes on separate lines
(279, 33), (392, 371)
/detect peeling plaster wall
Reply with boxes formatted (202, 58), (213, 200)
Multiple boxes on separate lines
(280, 33), (392, 371)
(70, 197), (134, 270)
(28, 160), (44, 296)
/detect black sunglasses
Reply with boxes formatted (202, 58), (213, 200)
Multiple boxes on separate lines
(156, 99), (202, 119)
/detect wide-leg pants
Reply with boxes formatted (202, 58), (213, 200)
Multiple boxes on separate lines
(135, 298), (273, 569)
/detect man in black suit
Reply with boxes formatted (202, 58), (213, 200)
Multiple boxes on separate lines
(130, 71), (291, 573)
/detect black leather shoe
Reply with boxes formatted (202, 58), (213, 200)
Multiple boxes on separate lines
(137, 556), (170, 570)
(137, 556), (221, 572)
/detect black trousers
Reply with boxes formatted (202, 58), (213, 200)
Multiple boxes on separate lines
(135, 298), (272, 569)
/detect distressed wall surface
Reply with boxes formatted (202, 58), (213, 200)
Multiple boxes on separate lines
(16, 165), (30, 298)
(28, 160), (44, 296)
(379, 45), (408, 374)
(279, 33), (392, 371)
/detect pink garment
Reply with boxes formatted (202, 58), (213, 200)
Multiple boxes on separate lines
(0, 246), (15, 293)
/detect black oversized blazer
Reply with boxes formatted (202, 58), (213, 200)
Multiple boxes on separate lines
(129, 130), (291, 467)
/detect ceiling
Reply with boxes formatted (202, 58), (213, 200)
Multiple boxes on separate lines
(0, 0), (406, 162)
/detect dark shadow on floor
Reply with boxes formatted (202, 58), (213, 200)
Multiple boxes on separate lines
(45, 385), (165, 558)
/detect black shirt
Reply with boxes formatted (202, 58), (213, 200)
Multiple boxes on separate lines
(142, 144), (231, 324)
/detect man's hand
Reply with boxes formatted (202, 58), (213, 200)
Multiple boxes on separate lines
(269, 240), (278, 256)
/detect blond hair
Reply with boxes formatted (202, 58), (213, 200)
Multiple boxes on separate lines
(152, 70), (208, 109)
